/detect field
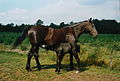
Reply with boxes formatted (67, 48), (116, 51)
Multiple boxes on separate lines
(0, 32), (120, 81)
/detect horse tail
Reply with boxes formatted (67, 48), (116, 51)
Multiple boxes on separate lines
(12, 26), (31, 49)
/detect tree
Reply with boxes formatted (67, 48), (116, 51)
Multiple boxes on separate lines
(10, 23), (14, 27)
(59, 22), (65, 28)
(70, 21), (74, 25)
(49, 23), (58, 28)
(35, 19), (43, 26)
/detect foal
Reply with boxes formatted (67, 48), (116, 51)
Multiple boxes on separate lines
(50, 43), (80, 74)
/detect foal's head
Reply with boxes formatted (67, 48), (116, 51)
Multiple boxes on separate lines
(83, 18), (98, 38)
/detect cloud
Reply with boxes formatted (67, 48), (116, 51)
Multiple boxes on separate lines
(30, 0), (119, 24)
(78, 0), (109, 5)
(0, 0), (119, 25)
(0, 8), (30, 24)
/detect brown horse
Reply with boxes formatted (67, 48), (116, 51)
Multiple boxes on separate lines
(13, 18), (98, 72)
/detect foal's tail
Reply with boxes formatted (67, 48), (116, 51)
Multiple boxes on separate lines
(12, 26), (31, 49)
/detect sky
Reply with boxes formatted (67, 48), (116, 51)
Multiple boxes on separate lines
(0, 0), (119, 25)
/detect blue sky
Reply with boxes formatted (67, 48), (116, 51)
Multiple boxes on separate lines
(0, 0), (56, 12)
(0, 0), (119, 25)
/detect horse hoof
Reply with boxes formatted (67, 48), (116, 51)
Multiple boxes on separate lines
(56, 70), (60, 74)
(26, 68), (32, 72)
(55, 69), (60, 74)
(55, 69), (57, 72)
(57, 72), (60, 75)
(70, 67), (74, 70)
(76, 71), (79, 73)
(27, 69), (32, 72)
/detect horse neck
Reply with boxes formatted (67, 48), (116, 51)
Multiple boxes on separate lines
(73, 23), (86, 39)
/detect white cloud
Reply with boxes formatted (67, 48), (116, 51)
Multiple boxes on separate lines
(0, 0), (119, 25)
(0, 8), (31, 24)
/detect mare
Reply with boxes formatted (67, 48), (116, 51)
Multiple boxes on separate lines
(12, 18), (98, 72)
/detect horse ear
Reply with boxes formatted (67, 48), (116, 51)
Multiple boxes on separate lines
(89, 18), (92, 23)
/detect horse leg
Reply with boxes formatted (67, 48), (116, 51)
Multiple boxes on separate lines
(59, 54), (64, 69)
(26, 46), (37, 71)
(70, 52), (74, 70)
(34, 46), (41, 70)
(55, 51), (61, 74)
(73, 52), (80, 72)
(69, 43), (76, 70)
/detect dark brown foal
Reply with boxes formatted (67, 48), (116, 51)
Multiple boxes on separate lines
(52, 43), (80, 74)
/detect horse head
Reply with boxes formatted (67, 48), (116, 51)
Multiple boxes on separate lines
(84, 18), (98, 38)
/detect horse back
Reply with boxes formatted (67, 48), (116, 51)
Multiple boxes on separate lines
(28, 25), (49, 45)
(44, 27), (75, 45)
(44, 28), (67, 45)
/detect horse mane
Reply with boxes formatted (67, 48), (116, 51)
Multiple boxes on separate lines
(65, 20), (88, 28)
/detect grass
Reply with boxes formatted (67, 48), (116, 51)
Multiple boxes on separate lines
(0, 32), (120, 81)
(0, 50), (23, 64)
(0, 50), (120, 81)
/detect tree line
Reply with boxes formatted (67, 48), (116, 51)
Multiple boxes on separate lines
(0, 19), (120, 34)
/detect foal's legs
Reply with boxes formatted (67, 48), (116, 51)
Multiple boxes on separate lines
(55, 51), (65, 74)
(69, 43), (75, 70)
(70, 53), (74, 70)
(70, 43), (80, 71)
(56, 51), (61, 74)
(26, 45), (38, 71)
(34, 46), (41, 70)
(59, 54), (64, 68)
(73, 52), (80, 71)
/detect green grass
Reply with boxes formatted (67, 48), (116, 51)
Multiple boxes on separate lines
(0, 50), (23, 64)
(0, 50), (120, 81)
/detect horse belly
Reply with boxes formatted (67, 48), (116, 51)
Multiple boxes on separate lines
(53, 33), (66, 44)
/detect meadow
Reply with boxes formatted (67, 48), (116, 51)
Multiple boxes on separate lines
(0, 32), (120, 81)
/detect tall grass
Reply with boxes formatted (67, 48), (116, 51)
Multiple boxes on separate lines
(77, 34), (120, 70)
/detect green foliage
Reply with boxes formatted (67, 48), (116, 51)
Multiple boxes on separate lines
(93, 19), (120, 34)
(0, 32), (20, 45)
(35, 19), (44, 26)
(78, 34), (120, 47)
(77, 34), (120, 71)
